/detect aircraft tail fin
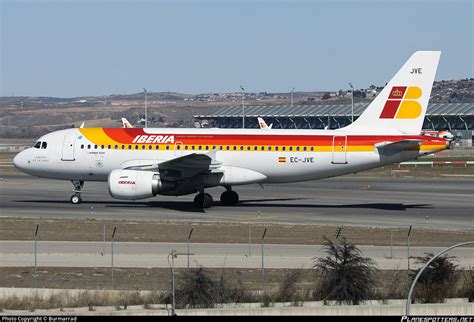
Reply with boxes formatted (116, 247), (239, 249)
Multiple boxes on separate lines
(121, 118), (134, 128)
(345, 51), (441, 134)
(257, 117), (273, 130)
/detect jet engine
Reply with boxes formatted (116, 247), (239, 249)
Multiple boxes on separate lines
(108, 169), (173, 200)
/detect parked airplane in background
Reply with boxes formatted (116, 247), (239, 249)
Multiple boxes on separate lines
(421, 130), (454, 141)
(257, 117), (273, 130)
(121, 118), (134, 128)
(14, 51), (450, 208)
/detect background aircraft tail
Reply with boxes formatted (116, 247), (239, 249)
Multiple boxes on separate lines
(344, 51), (441, 134)
(257, 117), (273, 129)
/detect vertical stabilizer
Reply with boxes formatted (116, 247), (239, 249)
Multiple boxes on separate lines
(345, 51), (441, 134)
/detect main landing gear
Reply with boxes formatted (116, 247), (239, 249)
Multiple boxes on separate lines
(220, 187), (239, 206)
(193, 192), (213, 209)
(193, 187), (240, 209)
(70, 180), (84, 204)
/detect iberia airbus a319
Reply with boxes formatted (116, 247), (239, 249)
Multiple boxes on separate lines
(13, 51), (450, 208)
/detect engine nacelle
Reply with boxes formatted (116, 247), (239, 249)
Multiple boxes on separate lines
(108, 169), (170, 200)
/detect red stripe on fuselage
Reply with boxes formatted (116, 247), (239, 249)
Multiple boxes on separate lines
(103, 128), (144, 143)
(95, 129), (445, 147)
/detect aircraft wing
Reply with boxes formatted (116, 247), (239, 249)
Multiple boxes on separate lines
(121, 150), (222, 180)
(375, 139), (423, 151)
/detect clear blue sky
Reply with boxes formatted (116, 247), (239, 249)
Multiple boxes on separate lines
(1, 0), (472, 97)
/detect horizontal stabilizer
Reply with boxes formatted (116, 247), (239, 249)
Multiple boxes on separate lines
(375, 139), (423, 151)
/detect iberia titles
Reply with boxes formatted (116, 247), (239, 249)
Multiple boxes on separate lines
(132, 135), (175, 144)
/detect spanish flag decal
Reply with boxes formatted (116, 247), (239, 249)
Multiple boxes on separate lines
(278, 157), (286, 163)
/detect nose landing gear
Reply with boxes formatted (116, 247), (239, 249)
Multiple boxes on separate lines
(70, 180), (84, 204)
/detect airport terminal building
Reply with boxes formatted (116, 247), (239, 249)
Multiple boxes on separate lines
(194, 102), (473, 146)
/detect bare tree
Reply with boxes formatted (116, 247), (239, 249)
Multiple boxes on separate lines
(313, 236), (378, 305)
(275, 270), (304, 303)
(172, 266), (217, 309)
(410, 253), (459, 303)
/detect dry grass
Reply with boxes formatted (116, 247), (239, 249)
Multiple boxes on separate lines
(0, 268), (472, 310)
(0, 217), (472, 247)
(0, 290), (163, 311)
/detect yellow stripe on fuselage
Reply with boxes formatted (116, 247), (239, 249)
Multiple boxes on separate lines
(79, 128), (119, 146)
(76, 128), (446, 154)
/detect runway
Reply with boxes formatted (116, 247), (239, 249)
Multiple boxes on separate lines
(1, 241), (473, 270)
(0, 174), (473, 229)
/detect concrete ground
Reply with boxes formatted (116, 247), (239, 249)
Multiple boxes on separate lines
(1, 241), (473, 270)
(1, 174), (473, 229)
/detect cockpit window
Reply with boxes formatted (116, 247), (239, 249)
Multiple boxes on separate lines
(41, 142), (47, 149)
(33, 141), (41, 149)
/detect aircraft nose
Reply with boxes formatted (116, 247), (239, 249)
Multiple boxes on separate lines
(13, 151), (28, 172)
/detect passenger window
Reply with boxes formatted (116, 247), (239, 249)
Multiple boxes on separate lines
(149, 145), (152, 150)
(101, 145), (104, 149)
(114, 145), (118, 149)
(205, 146), (209, 150)
(275, 146), (279, 151)
(254, 146), (258, 151)
(94, 145), (98, 149)
(128, 145), (131, 150)
(219, 146), (223, 150)
(310, 147), (314, 151)
(303, 147), (307, 151)
(212, 146), (216, 150)
(296, 147), (300, 151)
(226, 146), (230, 151)
(268, 146), (272, 151)
(156, 145), (160, 150)
(177, 145), (181, 150)
(233, 146), (237, 151)
(198, 146), (202, 150)
(246, 146), (251, 151)
(142, 145), (146, 150)
(135, 145), (139, 150)
(261, 146), (265, 151)
(33, 142), (41, 149)
(282, 146), (286, 151)
(240, 146), (244, 151)
(289, 147), (293, 151)
(185, 145), (188, 150)
(80, 144), (84, 149)
(108, 145), (111, 149)
(166, 146), (170, 150)
(87, 144), (91, 149)
(191, 145), (195, 150)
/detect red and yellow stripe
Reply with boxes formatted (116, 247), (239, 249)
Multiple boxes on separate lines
(78, 128), (447, 153)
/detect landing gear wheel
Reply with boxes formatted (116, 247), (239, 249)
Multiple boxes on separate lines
(194, 193), (213, 209)
(70, 180), (84, 204)
(70, 195), (82, 204)
(220, 190), (239, 206)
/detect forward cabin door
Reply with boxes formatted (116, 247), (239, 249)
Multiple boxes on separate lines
(61, 133), (76, 161)
(332, 135), (347, 164)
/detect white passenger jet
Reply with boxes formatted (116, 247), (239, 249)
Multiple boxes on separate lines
(14, 51), (449, 208)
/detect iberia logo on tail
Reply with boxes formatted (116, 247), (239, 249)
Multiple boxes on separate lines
(379, 86), (422, 119)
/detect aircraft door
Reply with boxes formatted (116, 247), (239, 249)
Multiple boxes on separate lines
(332, 135), (347, 164)
(61, 133), (76, 161)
